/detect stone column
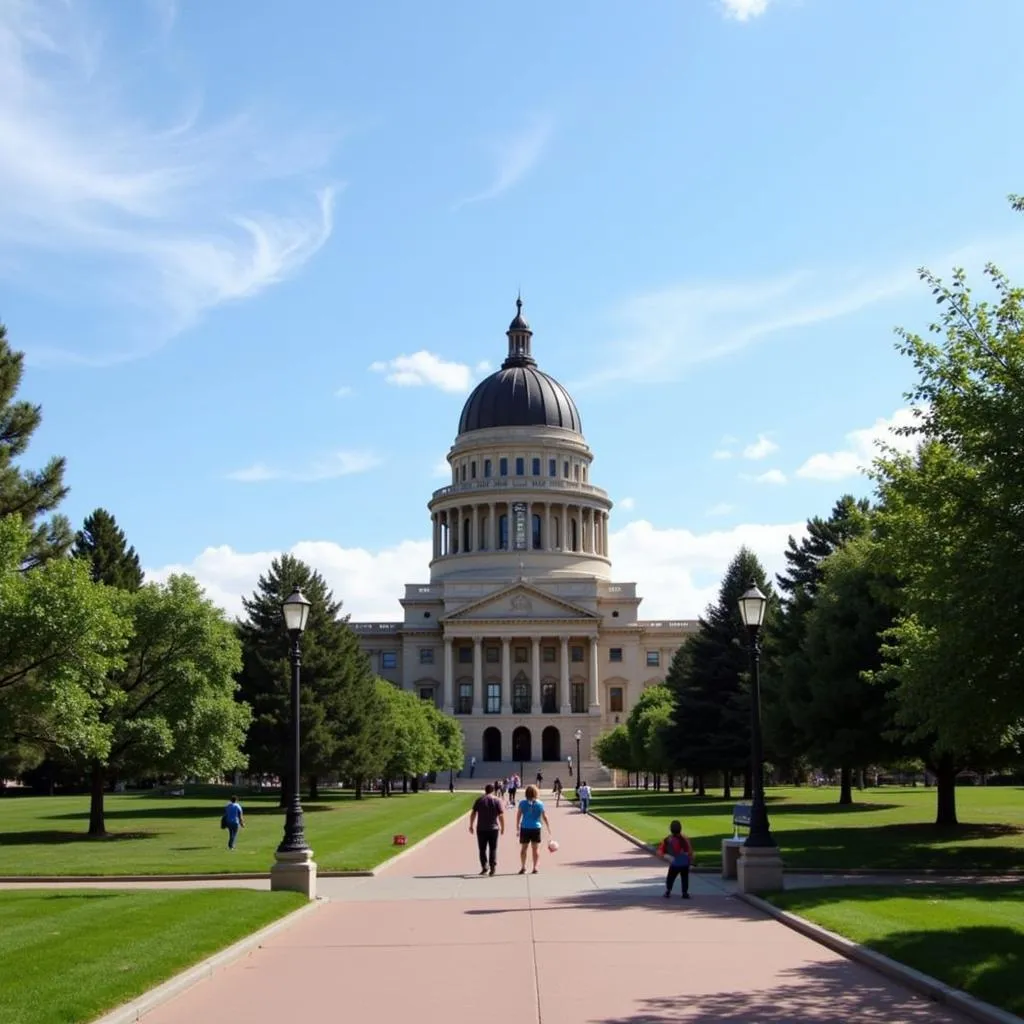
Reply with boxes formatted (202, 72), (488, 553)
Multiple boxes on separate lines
(559, 636), (571, 713)
(589, 636), (601, 713)
(472, 638), (483, 714)
(501, 638), (512, 714)
(545, 503), (553, 551)
(453, 508), (461, 554)
(531, 636), (542, 714)
(442, 636), (454, 713)
(489, 502), (496, 550)
(561, 505), (568, 552)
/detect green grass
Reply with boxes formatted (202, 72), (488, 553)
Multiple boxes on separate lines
(0, 788), (474, 876)
(765, 884), (1024, 1017)
(593, 786), (1024, 872)
(0, 887), (305, 1024)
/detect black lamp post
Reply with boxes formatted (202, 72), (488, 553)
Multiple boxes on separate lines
(574, 728), (582, 789)
(278, 586), (312, 856)
(737, 581), (775, 849)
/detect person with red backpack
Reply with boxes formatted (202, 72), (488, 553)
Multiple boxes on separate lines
(657, 819), (695, 899)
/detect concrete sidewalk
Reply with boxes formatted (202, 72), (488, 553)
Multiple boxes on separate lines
(133, 796), (974, 1023)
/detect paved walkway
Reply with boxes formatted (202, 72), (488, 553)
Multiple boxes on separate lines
(134, 795), (974, 1024)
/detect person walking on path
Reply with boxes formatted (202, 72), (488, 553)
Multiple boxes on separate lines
(658, 819), (695, 899)
(578, 780), (592, 814)
(469, 756), (476, 779)
(221, 795), (245, 850)
(469, 783), (505, 875)
(535, 769), (544, 790)
(552, 777), (563, 807)
(567, 754), (573, 778)
(507, 774), (518, 808)
(515, 784), (552, 875)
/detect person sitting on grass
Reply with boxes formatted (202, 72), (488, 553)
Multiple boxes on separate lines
(657, 819), (694, 899)
(516, 784), (551, 875)
(221, 795), (245, 851)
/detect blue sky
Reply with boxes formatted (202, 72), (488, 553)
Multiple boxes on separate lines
(4, 0), (1024, 619)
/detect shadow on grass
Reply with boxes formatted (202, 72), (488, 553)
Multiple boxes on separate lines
(0, 830), (157, 845)
(41, 802), (335, 822)
(594, 793), (901, 817)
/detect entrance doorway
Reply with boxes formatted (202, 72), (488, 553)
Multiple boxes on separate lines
(512, 726), (532, 763)
(482, 727), (502, 762)
(541, 726), (561, 762)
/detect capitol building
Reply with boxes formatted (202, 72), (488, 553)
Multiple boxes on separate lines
(352, 302), (697, 780)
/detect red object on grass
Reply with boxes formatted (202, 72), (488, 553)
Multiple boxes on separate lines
(393, 834), (407, 846)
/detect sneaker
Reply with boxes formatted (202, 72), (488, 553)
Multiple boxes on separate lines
(518, 867), (526, 875)
(682, 892), (691, 899)
(489, 867), (496, 876)
(663, 891), (671, 899)
(479, 868), (488, 876)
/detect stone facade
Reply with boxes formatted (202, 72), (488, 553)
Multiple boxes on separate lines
(351, 304), (697, 775)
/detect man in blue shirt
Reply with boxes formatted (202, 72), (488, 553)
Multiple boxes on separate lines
(515, 784), (552, 874)
(222, 795), (245, 850)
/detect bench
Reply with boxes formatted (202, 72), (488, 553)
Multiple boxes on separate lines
(721, 803), (752, 880)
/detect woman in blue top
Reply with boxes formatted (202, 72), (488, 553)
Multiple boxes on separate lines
(515, 784), (552, 874)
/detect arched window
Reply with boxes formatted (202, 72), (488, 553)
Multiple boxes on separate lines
(499, 514), (509, 550)
(532, 514), (542, 550)
(462, 517), (471, 553)
(571, 518), (578, 552)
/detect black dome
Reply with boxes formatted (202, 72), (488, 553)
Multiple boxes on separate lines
(457, 299), (582, 436)
(459, 365), (582, 435)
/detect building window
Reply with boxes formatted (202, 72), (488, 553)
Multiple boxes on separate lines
(479, 515), (489, 550)
(419, 687), (434, 702)
(514, 646), (528, 663)
(457, 683), (472, 715)
(512, 679), (530, 714)
(458, 647), (473, 664)
(563, 460), (569, 478)
(532, 513), (542, 550)
(571, 682), (586, 713)
(553, 517), (560, 548)
(570, 519), (578, 551)
(609, 686), (624, 713)
(419, 648), (434, 665)
(381, 651), (397, 670)
(541, 681), (557, 713)
(571, 645), (584, 663)
(574, 464), (580, 480)
(582, 466), (587, 482)
(549, 458), (557, 477)
(500, 457), (508, 477)
(609, 648), (623, 663)
(646, 651), (661, 667)
(515, 456), (525, 476)
(532, 457), (541, 476)
(542, 646), (556, 663)
(486, 646), (500, 664)
(499, 514), (508, 549)
(484, 459), (492, 477)
(463, 518), (471, 553)
(461, 464), (467, 481)
(471, 461), (477, 479)
(486, 683), (501, 714)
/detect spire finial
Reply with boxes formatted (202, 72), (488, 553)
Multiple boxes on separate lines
(503, 293), (535, 367)
(516, 291), (523, 316)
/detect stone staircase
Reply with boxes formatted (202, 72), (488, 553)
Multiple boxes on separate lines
(445, 760), (611, 791)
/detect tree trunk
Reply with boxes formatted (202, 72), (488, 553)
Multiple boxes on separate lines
(667, 774), (675, 793)
(309, 775), (319, 800)
(354, 777), (363, 800)
(723, 771), (732, 800)
(88, 763), (107, 837)
(934, 755), (959, 826)
(402, 775), (409, 794)
(697, 774), (706, 798)
(743, 769), (752, 800)
(839, 765), (853, 805)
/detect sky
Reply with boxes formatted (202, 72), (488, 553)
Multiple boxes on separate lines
(4, 0), (1024, 622)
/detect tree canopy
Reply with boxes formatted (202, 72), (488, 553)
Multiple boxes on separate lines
(72, 508), (144, 591)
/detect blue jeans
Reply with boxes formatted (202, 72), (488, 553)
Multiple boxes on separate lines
(580, 798), (590, 813)
(227, 824), (239, 849)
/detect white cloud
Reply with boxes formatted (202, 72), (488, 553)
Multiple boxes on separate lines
(743, 435), (779, 460)
(453, 115), (553, 209)
(334, 385), (354, 398)
(226, 450), (381, 483)
(147, 518), (806, 623)
(618, 497), (636, 510)
(720, 0), (771, 21)
(706, 502), (736, 517)
(712, 449), (733, 461)
(433, 457), (452, 479)
(370, 351), (487, 393)
(796, 407), (920, 481)
(751, 469), (787, 485)
(0, 2), (337, 365)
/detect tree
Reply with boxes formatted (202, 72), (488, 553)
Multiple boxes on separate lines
(668, 547), (775, 797)
(0, 324), (72, 566)
(0, 515), (129, 767)
(376, 682), (440, 788)
(85, 574), (250, 836)
(72, 509), (144, 591)
(428, 704), (465, 787)
(236, 555), (379, 802)
(626, 685), (674, 786)
(593, 724), (634, 782)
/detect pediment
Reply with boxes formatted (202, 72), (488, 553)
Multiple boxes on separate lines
(442, 583), (599, 622)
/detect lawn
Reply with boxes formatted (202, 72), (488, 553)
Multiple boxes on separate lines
(592, 786), (1024, 872)
(765, 884), (1024, 1017)
(0, 788), (474, 876)
(0, 887), (305, 1024)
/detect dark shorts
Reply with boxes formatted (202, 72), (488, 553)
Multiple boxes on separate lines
(520, 827), (541, 845)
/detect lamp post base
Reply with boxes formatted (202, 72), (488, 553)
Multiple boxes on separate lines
(270, 847), (318, 900)
(737, 844), (784, 894)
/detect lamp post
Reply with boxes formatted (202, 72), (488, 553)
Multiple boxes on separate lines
(737, 581), (776, 851)
(574, 728), (582, 790)
(270, 586), (318, 898)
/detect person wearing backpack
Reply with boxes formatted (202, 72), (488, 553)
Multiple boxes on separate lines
(657, 819), (695, 899)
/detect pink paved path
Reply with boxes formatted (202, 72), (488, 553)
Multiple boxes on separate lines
(143, 795), (973, 1024)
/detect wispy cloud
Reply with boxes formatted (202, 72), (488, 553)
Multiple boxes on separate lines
(335, 385), (354, 398)
(743, 435), (779, 460)
(370, 351), (489, 393)
(745, 469), (787, 485)
(453, 115), (553, 210)
(720, 0), (771, 21)
(0, 2), (339, 365)
(227, 451), (381, 483)
(618, 496), (636, 511)
(706, 502), (736, 516)
(433, 457), (452, 479)
(796, 407), (920, 481)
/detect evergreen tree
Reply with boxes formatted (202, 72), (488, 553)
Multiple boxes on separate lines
(236, 555), (379, 802)
(668, 546), (774, 798)
(72, 509), (144, 591)
(0, 323), (72, 566)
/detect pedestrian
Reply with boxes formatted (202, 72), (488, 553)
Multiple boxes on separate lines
(469, 755), (476, 779)
(515, 784), (552, 875)
(567, 754), (573, 778)
(221, 794), (245, 850)
(535, 769), (544, 789)
(658, 819), (695, 899)
(553, 777), (563, 807)
(507, 774), (518, 808)
(578, 780), (592, 814)
(469, 783), (506, 876)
